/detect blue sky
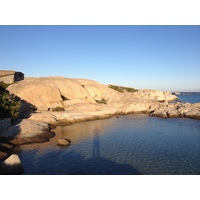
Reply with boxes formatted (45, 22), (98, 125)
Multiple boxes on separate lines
(0, 25), (199, 92)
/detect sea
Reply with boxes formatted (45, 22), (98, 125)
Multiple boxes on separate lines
(10, 92), (200, 175)
(175, 92), (200, 104)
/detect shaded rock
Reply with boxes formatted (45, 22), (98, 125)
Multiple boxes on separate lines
(0, 143), (15, 150)
(166, 109), (180, 118)
(0, 154), (23, 175)
(150, 109), (166, 118)
(0, 119), (55, 145)
(0, 151), (8, 161)
(57, 138), (71, 146)
(10, 131), (55, 145)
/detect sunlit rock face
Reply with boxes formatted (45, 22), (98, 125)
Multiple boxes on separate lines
(150, 102), (200, 120)
(7, 77), (177, 111)
(6, 76), (181, 125)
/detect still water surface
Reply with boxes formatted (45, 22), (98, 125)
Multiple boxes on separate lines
(15, 114), (200, 175)
(177, 92), (200, 104)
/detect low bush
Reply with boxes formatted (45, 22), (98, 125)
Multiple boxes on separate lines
(0, 82), (21, 120)
(108, 84), (137, 93)
(95, 98), (107, 104)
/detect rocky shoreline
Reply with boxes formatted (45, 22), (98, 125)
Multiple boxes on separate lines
(150, 102), (200, 120)
(0, 77), (200, 174)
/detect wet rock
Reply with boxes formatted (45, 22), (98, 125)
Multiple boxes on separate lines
(0, 154), (23, 175)
(57, 138), (71, 146)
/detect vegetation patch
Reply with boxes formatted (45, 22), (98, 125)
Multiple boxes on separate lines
(95, 98), (107, 104)
(52, 107), (65, 111)
(0, 82), (21, 120)
(108, 84), (138, 93)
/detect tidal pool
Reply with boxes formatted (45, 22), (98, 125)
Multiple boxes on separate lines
(14, 114), (200, 175)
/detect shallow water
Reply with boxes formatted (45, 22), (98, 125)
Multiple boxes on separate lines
(13, 114), (200, 175)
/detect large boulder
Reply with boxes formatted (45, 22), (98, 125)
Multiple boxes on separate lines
(0, 154), (23, 175)
(0, 119), (55, 145)
(7, 77), (116, 110)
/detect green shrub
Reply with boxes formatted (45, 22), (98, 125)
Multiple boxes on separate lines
(95, 98), (107, 104)
(108, 84), (137, 93)
(108, 85), (124, 93)
(0, 83), (21, 120)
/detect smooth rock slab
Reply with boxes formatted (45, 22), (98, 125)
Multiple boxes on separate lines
(57, 138), (71, 146)
(0, 154), (23, 175)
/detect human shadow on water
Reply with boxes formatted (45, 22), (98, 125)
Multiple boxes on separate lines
(93, 128), (100, 158)
(16, 132), (142, 175)
(18, 149), (142, 175)
(10, 114), (142, 175)
(70, 155), (142, 175)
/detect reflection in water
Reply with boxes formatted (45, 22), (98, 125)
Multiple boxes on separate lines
(93, 128), (100, 158)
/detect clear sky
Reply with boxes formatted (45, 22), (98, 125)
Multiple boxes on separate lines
(0, 25), (199, 92)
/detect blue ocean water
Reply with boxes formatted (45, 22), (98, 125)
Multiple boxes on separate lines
(176, 92), (200, 104)
(15, 114), (200, 175)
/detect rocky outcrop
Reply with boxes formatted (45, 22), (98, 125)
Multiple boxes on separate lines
(5, 76), (200, 122)
(150, 102), (200, 120)
(7, 77), (178, 111)
(0, 119), (55, 145)
(4, 77), (199, 122)
(5, 76), (180, 124)
(0, 154), (23, 175)
(132, 90), (177, 102)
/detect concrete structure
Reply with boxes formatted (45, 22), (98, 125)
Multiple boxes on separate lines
(0, 70), (24, 84)
(0, 118), (11, 133)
